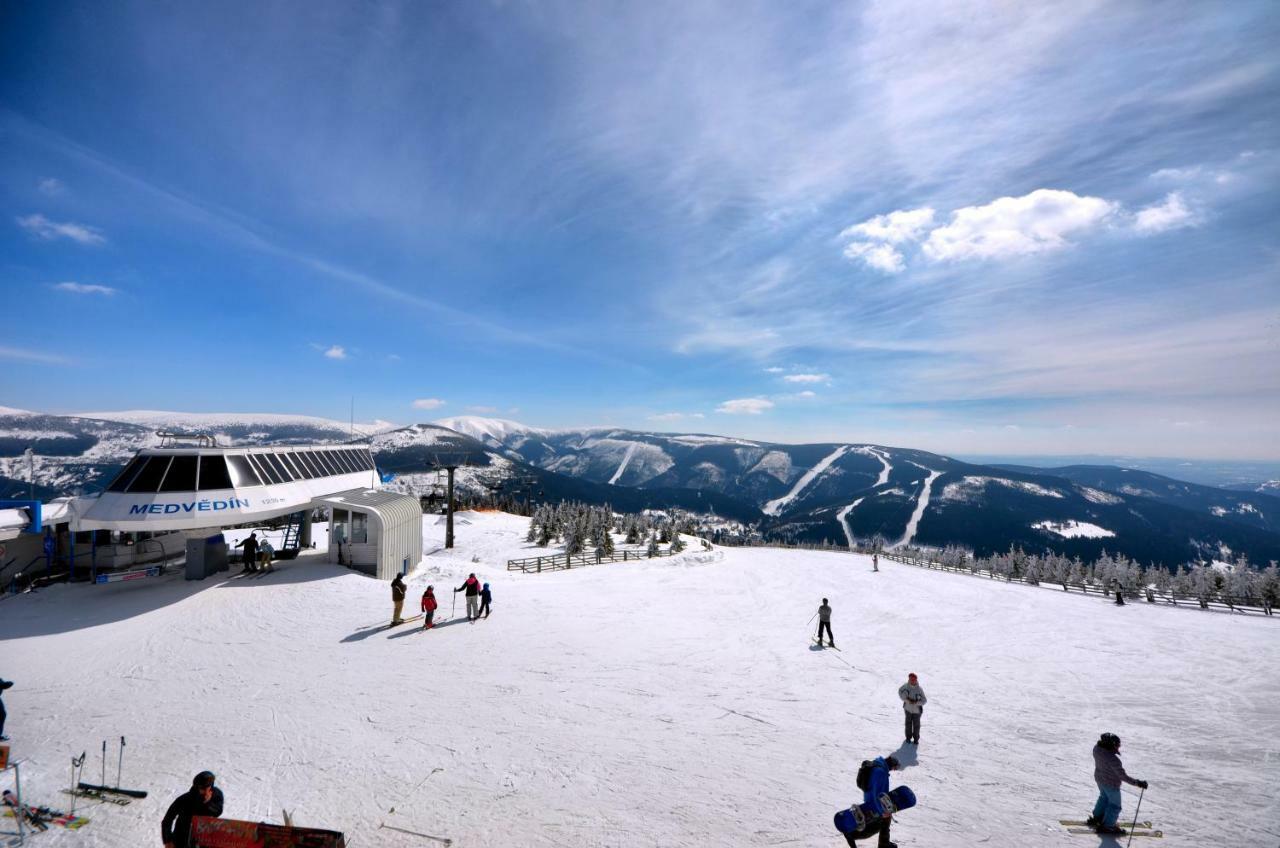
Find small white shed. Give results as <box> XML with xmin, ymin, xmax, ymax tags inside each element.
<box><xmin>317</xmin><ymin>489</ymin><xmax>422</xmax><ymax>580</ymax></box>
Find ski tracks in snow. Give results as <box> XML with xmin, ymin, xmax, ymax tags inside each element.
<box><xmin>892</xmin><ymin>462</ymin><xmax>942</xmax><ymax>549</ymax></box>
<box><xmin>763</xmin><ymin>445</ymin><xmax>851</xmax><ymax>516</ymax></box>
<box><xmin>836</xmin><ymin>498</ymin><xmax>865</xmax><ymax>549</ymax></box>
<box><xmin>607</xmin><ymin>443</ymin><xmax>638</xmax><ymax>485</ymax></box>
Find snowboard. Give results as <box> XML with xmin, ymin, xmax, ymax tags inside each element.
<box><xmin>834</xmin><ymin>786</ymin><xmax>916</xmax><ymax>836</ymax></box>
<box><xmin>1066</xmin><ymin>828</ymin><xmax>1163</xmax><ymax>838</ymax></box>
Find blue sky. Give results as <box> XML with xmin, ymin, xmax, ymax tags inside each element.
<box><xmin>2</xmin><ymin>1</ymin><xmax>1277</xmax><ymax>458</ymax></box>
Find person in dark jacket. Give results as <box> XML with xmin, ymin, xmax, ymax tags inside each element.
<box><xmin>236</xmin><ymin>532</ymin><xmax>259</xmax><ymax>573</ymax></box>
<box><xmin>1088</xmin><ymin>733</ymin><xmax>1148</xmax><ymax>835</ymax></box>
<box><xmin>162</xmin><ymin>771</ymin><xmax>223</xmax><ymax>848</ymax></box>
<box><xmin>391</xmin><ymin>574</ymin><xmax>407</xmax><ymax>625</ymax></box>
<box><xmin>0</xmin><ymin>678</ymin><xmax>12</xmax><ymax>741</ymax></box>
<box><xmin>849</xmin><ymin>755</ymin><xmax>900</xmax><ymax>848</ymax></box>
<box><xmin>479</xmin><ymin>582</ymin><xmax>492</xmax><ymax>619</ymax></box>
<box><xmin>817</xmin><ymin>598</ymin><xmax>834</xmax><ymax>647</ymax></box>
<box><xmin>455</xmin><ymin>573</ymin><xmax>480</xmax><ymax>622</ymax></box>
<box><xmin>422</xmin><ymin>586</ymin><xmax>438</xmax><ymax>629</ymax></box>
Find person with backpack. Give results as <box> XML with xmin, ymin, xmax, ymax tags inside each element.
<box><xmin>162</xmin><ymin>770</ymin><xmax>223</xmax><ymax>848</ymax></box>
<box><xmin>898</xmin><ymin>673</ymin><xmax>926</xmax><ymax>744</ymax></box>
<box><xmin>391</xmin><ymin>574</ymin><xmax>407</xmax><ymax>625</ymax></box>
<box><xmin>1087</xmin><ymin>733</ymin><xmax>1148</xmax><ymax>835</ymax></box>
<box><xmin>421</xmin><ymin>585</ymin><xmax>438</xmax><ymax>630</ymax></box>
<box><xmin>479</xmin><ymin>582</ymin><xmax>492</xmax><ymax>619</ymax></box>
<box><xmin>0</xmin><ymin>678</ymin><xmax>12</xmax><ymax>741</ymax></box>
<box><xmin>236</xmin><ymin>532</ymin><xmax>259</xmax><ymax>573</ymax></box>
<box><xmin>817</xmin><ymin>598</ymin><xmax>835</xmax><ymax>647</ymax></box>
<box><xmin>849</xmin><ymin>755</ymin><xmax>901</xmax><ymax>847</ymax></box>
<box><xmin>454</xmin><ymin>573</ymin><xmax>481</xmax><ymax>622</ymax></box>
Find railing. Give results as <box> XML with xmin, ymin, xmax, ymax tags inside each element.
<box><xmin>876</xmin><ymin>549</ymin><xmax>1276</xmax><ymax>616</ymax></box>
<box><xmin>507</xmin><ymin>547</ymin><xmax>680</xmax><ymax>574</ymax></box>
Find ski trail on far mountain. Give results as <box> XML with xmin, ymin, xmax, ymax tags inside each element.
<box><xmin>836</xmin><ymin>497</ymin><xmax>865</xmax><ymax>549</ymax></box>
<box><xmin>608</xmin><ymin>442</ymin><xmax>638</xmax><ymax>485</ymax></box>
<box><xmin>862</xmin><ymin>447</ymin><xmax>892</xmax><ymax>487</ymax></box>
<box><xmin>892</xmin><ymin>463</ymin><xmax>942</xmax><ymax>549</ymax></box>
<box><xmin>764</xmin><ymin>445</ymin><xmax>851</xmax><ymax>516</ymax></box>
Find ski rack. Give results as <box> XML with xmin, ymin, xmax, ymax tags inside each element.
<box><xmin>0</xmin><ymin>760</ymin><xmax>27</xmax><ymax>845</ymax></box>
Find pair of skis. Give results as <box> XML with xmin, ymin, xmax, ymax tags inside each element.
<box><xmin>3</xmin><ymin>790</ymin><xmax>91</xmax><ymax>831</ymax></box>
<box><xmin>1059</xmin><ymin>819</ymin><xmax>1164</xmax><ymax>838</ymax></box>
<box><xmin>812</xmin><ymin>637</ymin><xmax>841</xmax><ymax>651</ymax></box>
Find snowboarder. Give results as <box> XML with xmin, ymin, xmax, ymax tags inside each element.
<box><xmin>850</xmin><ymin>755</ymin><xmax>901</xmax><ymax>847</ymax></box>
<box><xmin>817</xmin><ymin>598</ymin><xmax>834</xmax><ymax>647</ymax></box>
<box><xmin>455</xmin><ymin>573</ymin><xmax>480</xmax><ymax>622</ymax></box>
<box><xmin>898</xmin><ymin>673</ymin><xmax>926</xmax><ymax>744</ymax></box>
<box><xmin>162</xmin><ymin>771</ymin><xmax>223</xmax><ymax>848</ymax></box>
<box><xmin>236</xmin><ymin>532</ymin><xmax>258</xmax><ymax>573</ymax></box>
<box><xmin>391</xmin><ymin>574</ymin><xmax>407</xmax><ymax>625</ymax></box>
<box><xmin>0</xmin><ymin>677</ymin><xmax>11</xmax><ymax>741</ymax></box>
<box><xmin>1087</xmin><ymin>733</ymin><xmax>1148</xmax><ymax>835</ymax></box>
<box><xmin>479</xmin><ymin>582</ymin><xmax>492</xmax><ymax>619</ymax></box>
<box><xmin>421</xmin><ymin>585</ymin><xmax>438</xmax><ymax>629</ymax></box>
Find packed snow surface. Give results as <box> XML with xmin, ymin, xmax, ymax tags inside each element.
<box><xmin>75</xmin><ymin>409</ymin><xmax>398</xmax><ymax>436</ymax></box>
<box><xmin>941</xmin><ymin>476</ymin><xmax>1066</xmax><ymax>502</ymax></box>
<box><xmin>762</xmin><ymin>445</ymin><xmax>851</xmax><ymax>516</ymax></box>
<box><xmin>1033</xmin><ymin>520</ymin><xmax>1117</xmax><ymax>539</ymax></box>
<box><xmin>1</xmin><ymin>511</ymin><xmax>1277</xmax><ymax>847</ymax></box>
<box><xmin>893</xmin><ymin>464</ymin><xmax>943</xmax><ymax>548</ymax></box>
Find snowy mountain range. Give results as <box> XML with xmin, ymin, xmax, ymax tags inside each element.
<box><xmin>3</xmin><ymin>409</ymin><xmax>1279</xmax><ymax>569</ymax></box>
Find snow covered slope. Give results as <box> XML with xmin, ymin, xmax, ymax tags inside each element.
<box><xmin>1</xmin><ymin>512</ymin><xmax>1275</xmax><ymax>847</ymax></box>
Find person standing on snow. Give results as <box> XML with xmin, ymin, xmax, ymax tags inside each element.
<box><xmin>422</xmin><ymin>585</ymin><xmax>438</xmax><ymax>629</ymax></box>
<box><xmin>1087</xmin><ymin>733</ymin><xmax>1148</xmax><ymax>835</ymax></box>
<box><xmin>0</xmin><ymin>678</ymin><xmax>12</xmax><ymax>741</ymax></box>
<box><xmin>258</xmin><ymin>538</ymin><xmax>274</xmax><ymax>572</ymax></box>
<box><xmin>479</xmin><ymin>582</ymin><xmax>492</xmax><ymax>619</ymax></box>
<box><xmin>850</xmin><ymin>755</ymin><xmax>901</xmax><ymax>848</ymax></box>
<box><xmin>161</xmin><ymin>770</ymin><xmax>223</xmax><ymax>848</ymax></box>
<box><xmin>391</xmin><ymin>574</ymin><xmax>407</xmax><ymax>625</ymax></box>
<box><xmin>236</xmin><ymin>532</ymin><xmax>258</xmax><ymax>573</ymax></box>
<box><xmin>898</xmin><ymin>673</ymin><xmax>926</xmax><ymax>744</ymax></box>
<box><xmin>454</xmin><ymin>573</ymin><xmax>481</xmax><ymax>622</ymax></box>
<box><xmin>817</xmin><ymin>598</ymin><xmax>835</xmax><ymax>647</ymax></box>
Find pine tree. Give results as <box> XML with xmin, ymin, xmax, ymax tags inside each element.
<box><xmin>647</xmin><ymin>532</ymin><xmax>660</xmax><ymax>558</ymax></box>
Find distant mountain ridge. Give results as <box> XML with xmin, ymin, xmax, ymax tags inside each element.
<box><xmin>3</xmin><ymin>409</ymin><xmax>1278</xmax><ymax>569</ymax></box>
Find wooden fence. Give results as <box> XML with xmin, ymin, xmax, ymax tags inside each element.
<box><xmin>507</xmin><ymin>547</ymin><xmax>679</xmax><ymax>574</ymax></box>
<box><xmin>877</xmin><ymin>550</ymin><xmax>1276</xmax><ymax>616</ymax></box>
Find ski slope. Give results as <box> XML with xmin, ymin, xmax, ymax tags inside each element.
<box><xmin>836</xmin><ymin>497</ymin><xmax>865</xmax><ymax>549</ymax></box>
<box><xmin>892</xmin><ymin>464</ymin><xmax>942</xmax><ymax>549</ymax></box>
<box><xmin>1</xmin><ymin>511</ymin><xmax>1277</xmax><ymax>847</ymax></box>
<box><xmin>607</xmin><ymin>442</ymin><xmax>638</xmax><ymax>485</ymax></box>
<box><xmin>763</xmin><ymin>445</ymin><xmax>851</xmax><ymax>516</ymax></box>
<box><xmin>858</xmin><ymin>446</ymin><xmax>893</xmax><ymax>487</ymax></box>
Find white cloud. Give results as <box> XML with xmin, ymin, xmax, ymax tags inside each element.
<box><xmin>783</xmin><ymin>373</ymin><xmax>829</xmax><ymax>384</ymax></box>
<box><xmin>16</xmin><ymin>213</ymin><xmax>106</xmax><ymax>245</ymax></box>
<box><xmin>922</xmin><ymin>189</ymin><xmax>1117</xmax><ymax>262</ymax></box>
<box><xmin>38</xmin><ymin>178</ymin><xmax>64</xmax><ymax>196</ymax></box>
<box><xmin>843</xmin><ymin>241</ymin><xmax>906</xmax><ymax>273</ymax></box>
<box><xmin>412</xmin><ymin>398</ymin><xmax>446</xmax><ymax>410</ymax></box>
<box><xmin>52</xmin><ymin>282</ymin><xmax>117</xmax><ymax>296</ymax></box>
<box><xmin>649</xmin><ymin>412</ymin><xmax>690</xmax><ymax>421</ymax></box>
<box><xmin>840</xmin><ymin>207</ymin><xmax>935</xmax><ymax>244</ymax></box>
<box><xmin>764</xmin><ymin>366</ymin><xmax>785</xmax><ymax>374</ymax></box>
<box><xmin>716</xmin><ymin>397</ymin><xmax>775</xmax><ymax>415</ymax></box>
<box><xmin>386</xmin><ymin>353</ymin><xmax>402</xmax><ymax>362</ymax></box>
<box><xmin>322</xmin><ymin>345</ymin><xmax>347</xmax><ymax>360</ymax></box>
<box><xmin>1133</xmin><ymin>192</ymin><xmax>1196</xmax><ymax>234</ymax></box>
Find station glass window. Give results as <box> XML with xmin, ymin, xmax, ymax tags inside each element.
<box><xmin>278</xmin><ymin>453</ymin><xmax>304</xmax><ymax>479</ymax></box>
<box><xmin>159</xmin><ymin>455</ymin><xmax>198</xmax><ymax>492</ymax></box>
<box><xmin>198</xmin><ymin>455</ymin><xmax>235</xmax><ymax>490</ymax></box>
<box><xmin>351</xmin><ymin>510</ymin><xmax>368</xmax><ymax>544</ymax></box>
<box><xmin>294</xmin><ymin>451</ymin><xmax>321</xmax><ymax>478</ymax></box>
<box><xmin>225</xmin><ymin>455</ymin><xmax>262</xmax><ymax>487</ymax></box>
<box><xmin>310</xmin><ymin>452</ymin><xmax>335</xmax><ymax>475</ymax></box>
<box><xmin>107</xmin><ymin>456</ymin><xmax>147</xmax><ymax>492</ymax></box>
<box><xmin>332</xmin><ymin>508</ymin><xmax>349</xmax><ymax>543</ymax></box>
<box><xmin>264</xmin><ymin>453</ymin><xmax>293</xmax><ymax>481</ymax></box>
<box><xmin>330</xmin><ymin>451</ymin><xmax>355</xmax><ymax>473</ymax></box>
<box><xmin>126</xmin><ymin>456</ymin><xmax>172</xmax><ymax>493</ymax></box>
<box><xmin>247</xmin><ymin>454</ymin><xmax>282</xmax><ymax>485</ymax></box>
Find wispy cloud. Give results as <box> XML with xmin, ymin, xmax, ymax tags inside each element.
<box><xmin>0</xmin><ymin>345</ymin><xmax>71</xmax><ymax>364</ymax></box>
<box><xmin>648</xmin><ymin>411</ymin><xmax>705</xmax><ymax>422</ymax></box>
<box><xmin>716</xmin><ymin>397</ymin><xmax>774</xmax><ymax>415</ymax></box>
<box><xmin>52</xmin><ymin>282</ymin><xmax>117</xmax><ymax>296</ymax></box>
<box><xmin>1133</xmin><ymin>192</ymin><xmax>1196</xmax><ymax>234</ymax></box>
<box><xmin>782</xmin><ymin>373</ymin><xmax>829</xmax><ymax>384</ymax></box>
<box><xmin>321</xmin><ymin>345</ymin><xmax>347</xmax><ymax>360</ymax></box>
<box><xmin>412</xmin><ymin>398</ymin><xmax>446</xmax><ymax>410</ymax></box>
<box><xmin>466</xmin><ymin>405</ymin><xmax>499</xmax><ymax>414</ymax></box>
<box><xmin>38</xmin><ymin>177</ymin><xmax>64</xmax><ymax>196</ymax></box>
<box><xmin>17</xmin><ymin>213</ymin><xmax>106</xmax><ymax>245</ymax></box>
<box><xmin>843</xmin><ymin>241</ymin><xmax>906</xmax><ymax>273</ymax></box>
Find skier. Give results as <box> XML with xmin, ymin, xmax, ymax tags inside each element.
<box><xmin>817</xmin><ymin>598</ymin><xmax>835</xmax><ymax>647</ymax></box>
<box><xmin>873</xmin><ymin>553</ymin><xmax>879</xmax><ymax>572</ymax></box>
<box><xmin>258</xmin><ymin>538</ymin><xmax>275</xmax><ymax>572</ymax></box>
<box><xmin>421</xmin><ymin>585</ymin><xmax>438</xmax><ymax>629</ymax></box>
<box><xmin>162</xmin><ymin>771</ymin><xmax>224</xmax><ymax>848</ymax></box>
<box><xmin>898</xmin><ymin>673</ymin><xmax>926</xmax><ymax>744</ymax></box>
<box><xmin>391</xmin><ymin>573</ymin><xmax>407</xmax><ymax>625</ymax></box>
<box><xmin>236</xmin><ymin>532</ymin><xmax>259</xmax><ymax>573</ymax></box>
<box><xmin>1111</xmin><ymin>579</ymin><xmax>1126</xmax><ymax>606</ymax></box>
<box><xmin>850</xmin><ymin>754</ymin><xmax>901</xmax><ymax>847</ymax></box>
<box><xmin>0</xmin><ymin>677</ymin><xmax>11</xmax><ymax>741</ymax></box>
<box><xmin>479</xmin><ymin>582</ymin><xmax>492</xmax><ymax>619</ymax></box>
<box><xmin>454</xmin><ymin>573</ymin><xmax>481</xmax><ymax>622</ymax></box>
<box><xmin>1087</xmin><ymin>733</ymin><xmax>1148</xmax><ymax>835</ymax></box>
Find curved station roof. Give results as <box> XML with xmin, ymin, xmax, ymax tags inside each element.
<box><xmin>75</xmin><ymin>444</ymin><xmax>379</xmax><ymax>531</ymax></box>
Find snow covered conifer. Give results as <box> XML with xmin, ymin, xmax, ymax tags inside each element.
<box><xmin>647</xmin><ymin>533</ymin><xmax>660</xmax><ymax>558</ymax></box>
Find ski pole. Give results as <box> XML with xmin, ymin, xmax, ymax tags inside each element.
<box><xmin>116</xmin><ymin>736</ymin><xmax>125</xmax><ymax>788</ymax></box>
<box><xmin>69</xmin><ymin>756</ymin><xmax>77</xmax><ymax>816</ymax></box>
<box><xmin>101</xmin><ymin>739</ymin><xmax>106</xmax><ymax>786</ymax></box>
<box><xmin>1125</xmin><ymin>786</ymin><xmax>1145</xmax><ymax>848</ymax></box>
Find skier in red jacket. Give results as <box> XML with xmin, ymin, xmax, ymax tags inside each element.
<box><xmin>422</xmin><ymin>586</ymin><xmax>439</xmax><ymax>630</ymax></box>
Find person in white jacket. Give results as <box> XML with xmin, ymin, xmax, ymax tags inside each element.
<box><xmin>898</xmin><ymin>673</ymin><xmax>927</xmax><ymax>744</ymax></box>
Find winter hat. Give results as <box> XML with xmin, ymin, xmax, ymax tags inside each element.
<box><xmin>483</xmin><ymin>583</ymin><xmax>489</xmax><ymax>589</ymax></box>
<box><xmin>1099</xmin><ymin>733</ymin><xmax>1120</xmax><ymax>750</ymax></box>
<box><xmin>193</xmin><ymin>771</ymin><xmax>216</xmax><ymax>789</ymax></box>
<box><xmin>885</xmin><ymin>755</ymin><xmax>900</xmax><ymax>769</ymax></box>
<box><xmin>908</xmin><ymin>672</ymin><xmax>918</xmax><ymax>682</ymax></box>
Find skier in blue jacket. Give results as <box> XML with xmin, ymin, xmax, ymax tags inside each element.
<box><xmin>857</xmin><ymin>755</ymin><xmax>900</xmax><ymax>848</ymax></box>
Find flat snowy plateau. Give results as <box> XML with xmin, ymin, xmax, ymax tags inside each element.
<box><xmin>1</xmin><ymin>513</ymin><xmax>1277</xmax><ymax>847</ymax></box>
